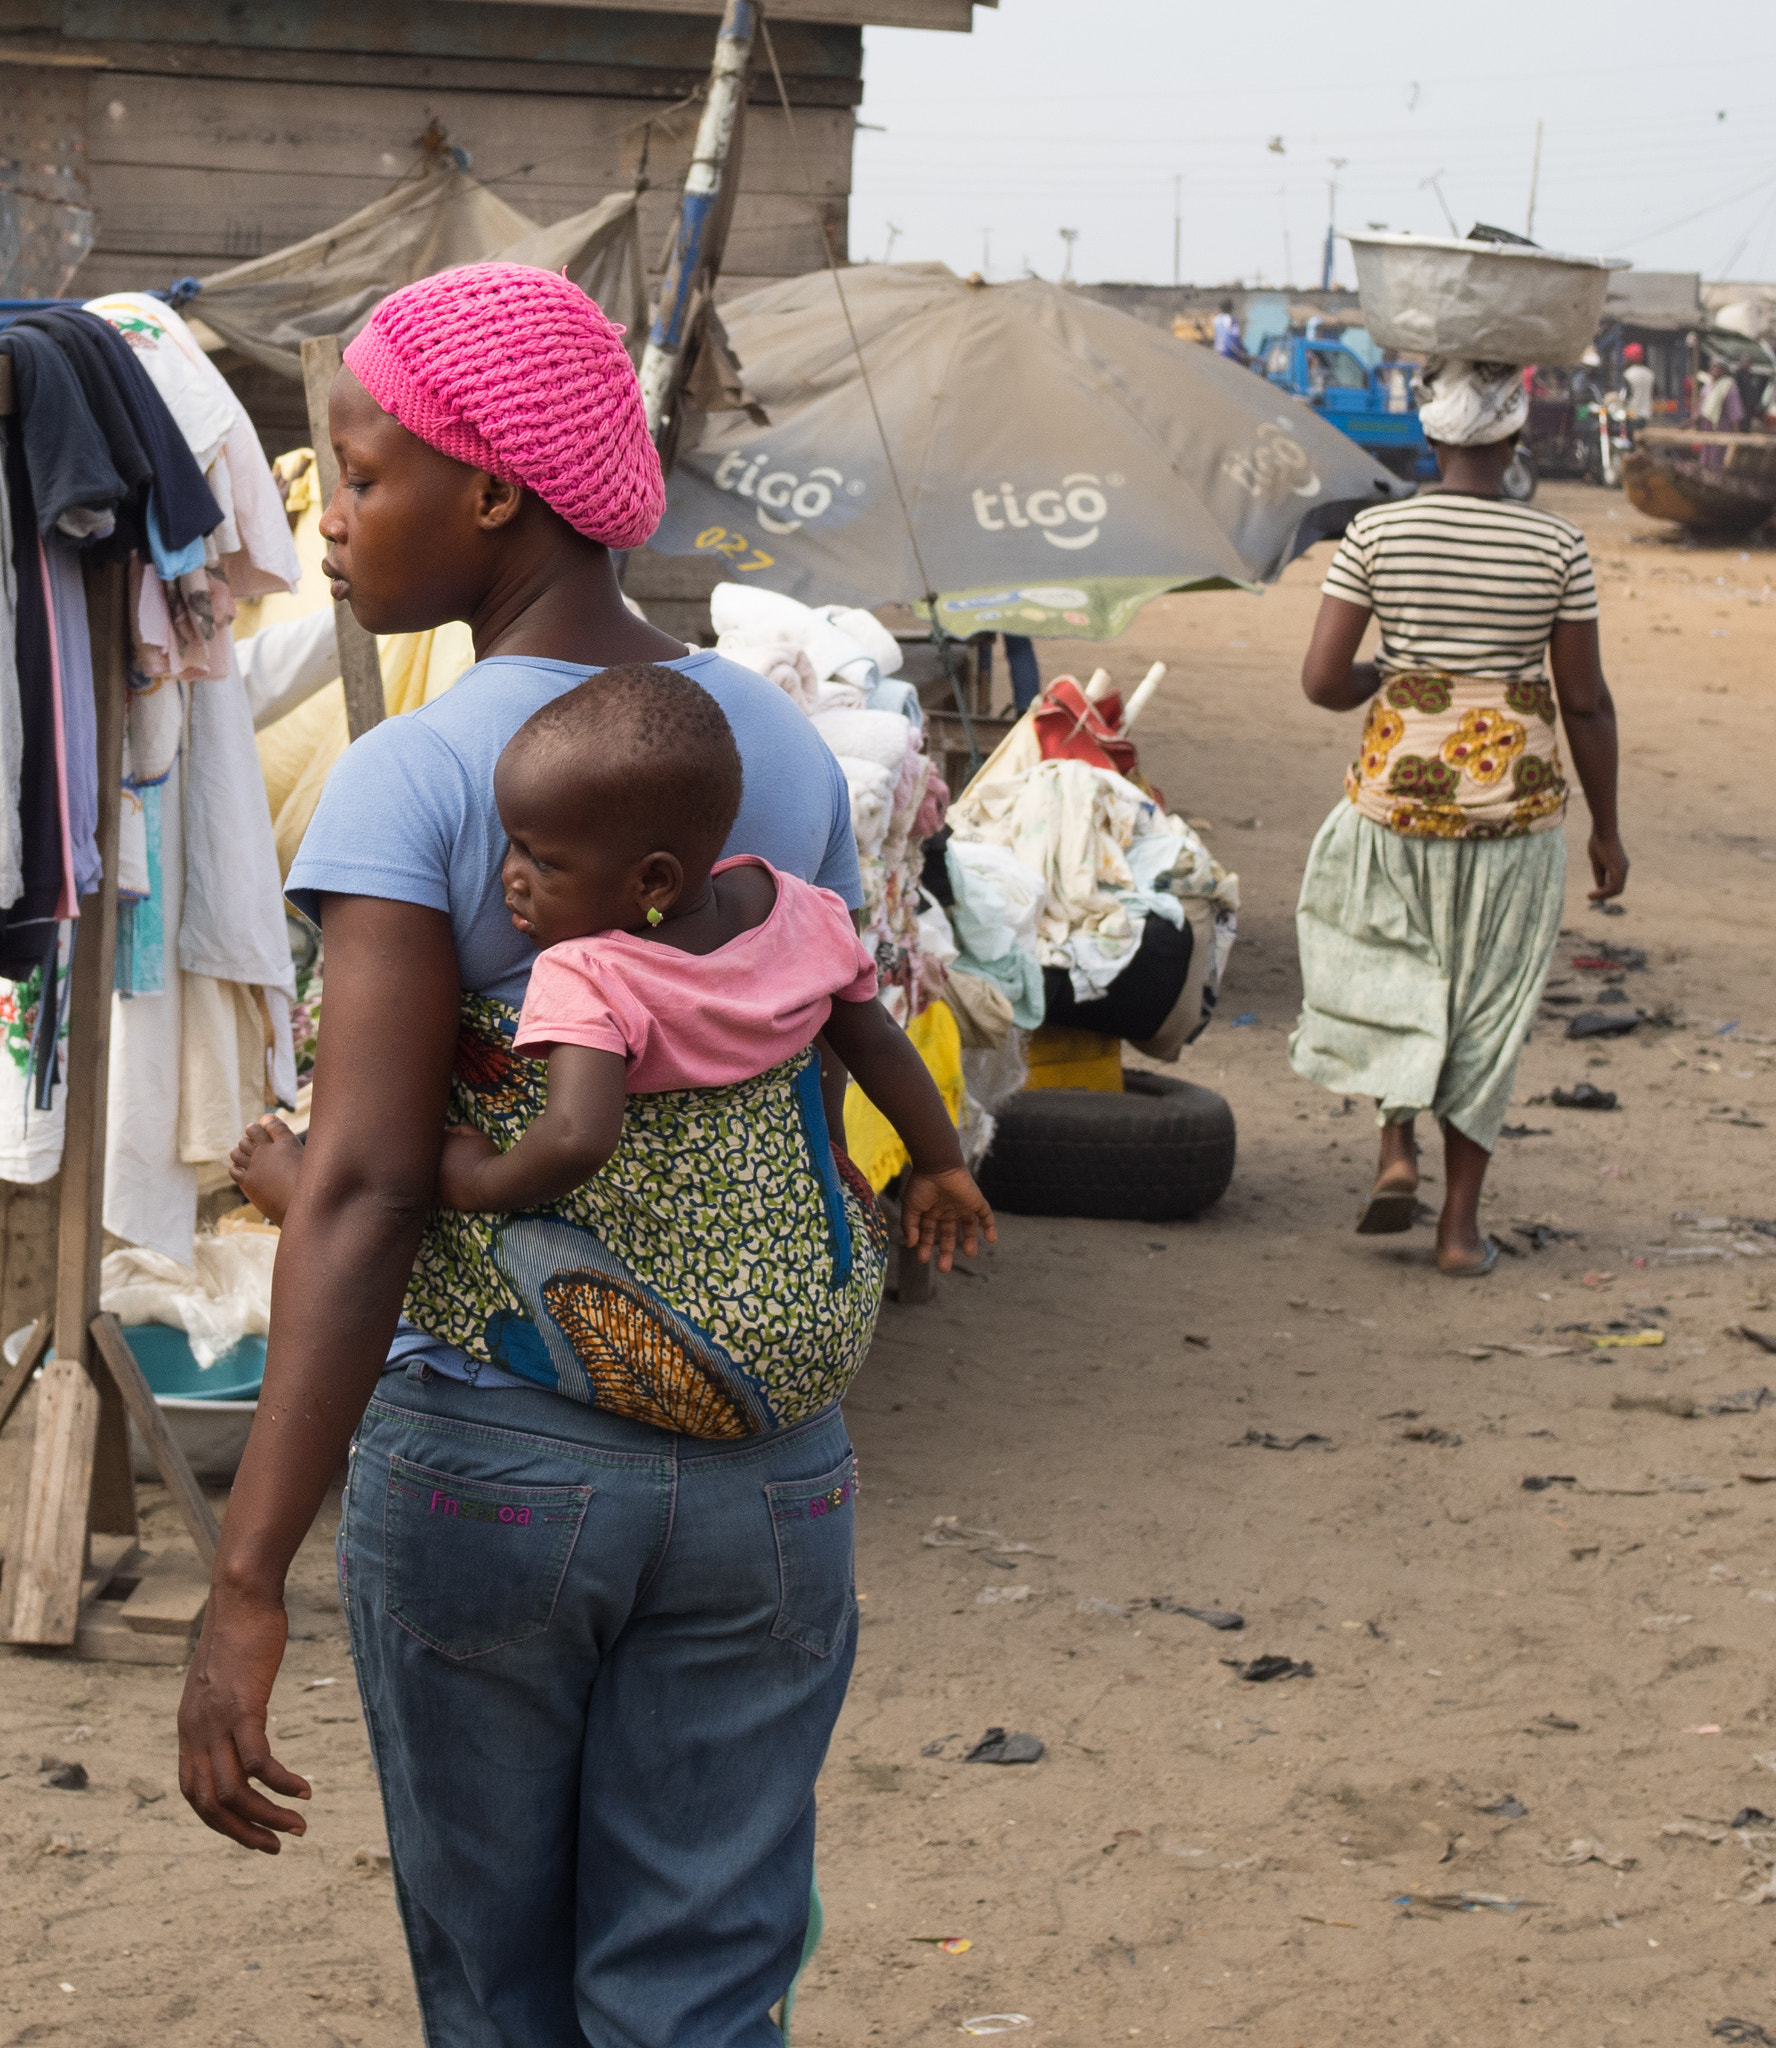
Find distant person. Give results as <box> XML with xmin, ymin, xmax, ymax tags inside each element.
<box><xmin>1211</xmin><ymin>296</ymin><xmax>1247</xmax><ymax>364</ymax></box>
<box><xmin>1287</xmin><ymin>358</ymin><xmax>1627</xmax><ymax>1277</ymax></box>
<box><xmin>1700</xmin><ymin>362</ymin><xmax>1746</xmax><ymax>432</ymax></box>
<box><xmin>1622</xmin><ymin>343</ymin><xmax>1655</xmax><ymax>426</ymax></box>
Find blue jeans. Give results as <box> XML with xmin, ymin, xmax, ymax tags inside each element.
<box><xmin>339</xmin><ymin>1365</ymin><xmax>858</xmax><ymax>2047</ymax></box>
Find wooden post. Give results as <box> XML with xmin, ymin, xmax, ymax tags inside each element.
<box><xmin>299</xmin><ymin>334</ymin><xmax>385</xmax><ymax>741</ymax></box>
<box><xmin>4</xmin><ymin>1359</ymin><xmax>99</xmax><ymax>1644</ymax></box>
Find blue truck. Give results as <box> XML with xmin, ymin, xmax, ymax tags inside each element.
<box><xmin>1260</xmin><ymin>334</ymin><xmax>1537</xmax><ymax>499</ymax></box>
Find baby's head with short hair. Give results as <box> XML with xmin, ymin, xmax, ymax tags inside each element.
<box><xmin>494</xmin><ymin>663</ymin><xmax>744</xmax><ymax>949</ymax></box>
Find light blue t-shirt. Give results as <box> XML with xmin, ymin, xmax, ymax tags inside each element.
<box><xmin>285</xmin><ymin>648</ymin><xmax>862</xmax><ymax>1390</ymax></box>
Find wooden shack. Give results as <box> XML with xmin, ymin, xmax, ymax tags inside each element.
<box><xmin>0</xmin><ymin>1</ymin><xmax>991</xmax><ymax>303</ymax></box>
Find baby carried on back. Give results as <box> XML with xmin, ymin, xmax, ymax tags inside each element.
<box><xmin>235</xmin><ymin>662</ymin><xmax>992</xmax><ymax>1434</ymax></box>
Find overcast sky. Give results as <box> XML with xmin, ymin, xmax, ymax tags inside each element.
<box><xmin>851</xmin><ymin>0</ymin><xmax>1776</xmax><ymax>290</ymax></box>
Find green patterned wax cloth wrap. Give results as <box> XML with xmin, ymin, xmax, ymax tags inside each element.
<box><xmin>404</xmin><ymin>995</ymin><xmax>889</xmax><ymax>1438</ymax></box>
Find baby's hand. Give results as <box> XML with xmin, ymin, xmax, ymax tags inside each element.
<box><xmin>900</xmin><ymin>1165</ymin><xmax>997</xmax><ymax>1273</ymax></box>
<box><xmin>437</xmin><ymin>1124</ymin><xmax>499</xmax><ymax>1211</ymax></box>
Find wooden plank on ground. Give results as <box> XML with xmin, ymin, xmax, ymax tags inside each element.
<box><xmin>300</xmin><ymin>335</ymin><xmax>385</xmax><ymax>743</ymax></box>
<box><xmin>3</xmin><ymin>1359</ymin><xmax>100</xmax><ymax>1645</ymax></box>
<box><xmin>118</xmin><ymin>1553</ymin><xmax>210</xmax><ymax>1636</ymax></box>
<box><xmin>90</xmin><ymin>1316</ymin><xmax>220</xmax><ymax>1571</ymax></box>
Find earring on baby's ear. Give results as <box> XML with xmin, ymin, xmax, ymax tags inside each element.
<box><xmin>646</xmin><ymin>906</ymin><xmax>664</xmax><ymax>927</ymax></box>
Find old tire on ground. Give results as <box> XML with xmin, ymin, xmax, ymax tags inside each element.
<box><xmin>977</xmin><ymin>1070</ymin><xmax>1236</xmax><ymax>1222</ymax></box>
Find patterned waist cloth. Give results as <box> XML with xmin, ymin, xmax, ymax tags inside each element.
<box><xmin>1345</xmin><ymin>669</ymin><xmax>1566</xmax><ymax>839</ymax></box>
<box><xmin>403</xmin><ymin>995</ymin><xmax>888</xmax><ymax>1438</ymax></box>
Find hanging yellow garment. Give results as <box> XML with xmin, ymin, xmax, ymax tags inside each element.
<box><xmin>237</xmin><ymin>451</ymin><xmax>476</xmax><ymax>876</ymax></box>
<box><xmin>842</xmin><ymin>1000</ymin><xmax>964</xmax><ymax>1194</ymax></box>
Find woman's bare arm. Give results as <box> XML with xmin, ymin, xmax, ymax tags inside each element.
<box><xmin>1301</xmin><ymin>594</ymin><xmax>1382</xmax><ymax>710</ymax></box>
<box><xmin>1549</xmin><ymin>616</ymin><xmax>1628</xmax><ymax>900</ymax></box>
<box><xmin>179</xmin><ymin>895</ymin><xmax>460</xmax><ymax>1853</ymax></box>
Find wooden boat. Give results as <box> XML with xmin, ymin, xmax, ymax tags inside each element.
<box><xmin>1622</xmin><ymin>426</ymin><xmax>1776</xmax><ymax>532</ymax></box>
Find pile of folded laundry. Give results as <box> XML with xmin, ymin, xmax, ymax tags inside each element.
<box><xmin>709</xmin><ymin>583</ymin><xmax>947</xmax><ymax>1025</ymax></box>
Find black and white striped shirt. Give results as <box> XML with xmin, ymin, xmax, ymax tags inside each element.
<box><xmin>1322</xmin><ymin>493</ymin><xmax>1598</xmax><ymax>685</ymax></box>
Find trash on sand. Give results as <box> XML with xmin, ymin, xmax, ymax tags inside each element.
<box><xmin>1402</xmin><ymin>1424</ymin><xmax>1463</xmax><ymax>1445</ymax></box>
<box><xmin>960</xmin><ymin>2020</ymin><xmax>1033</xmax><ymax>2037</ymax></box>
<box><xmin>1660</xmin><ymin>1820</ymin><xmax>1729</xmax><ymax>1843</ymax></box>
<box><xmin>1299</xmin><ymin>1913</ymin><xmax>1358</xmax><ymax>1926</ymax></box>
<box><xmin>1479</xmin><ymin>1796</ymin><xmax>1527</xmax><ymax>1819</ymax></box>
<box><xmin>1572</xmin><ymin>945</ymin><xmax>1647</xmax><ymax>971</ymax></box>
<box><xmin>1611</xmin><ymin>1391</ymin><xmax>1695</xmax><ymax>1416</ymax></box>
<box><xmin>963</xmin><ymin>1728</ymin><xmax>1045</xmax><ymax>1765</ymax></box>
<box><xmin>1499</xmin><ymin>1124</ymin><xmax>1554</xmax><ymax>1138</ymax></box>
<box><xmin>301</xmin><ymin>1677</ymin><xmax>338</xmax><ymax>1691</ymax></box>
<box><xmin>1738</xmin><ymin>1327</ymin><xmax>1776</xmax><ymax>1355</ymax></box>
<box><xmin>977</xmin><ymin>1585</ymin><xmax>1033</xmax><ymax>1605</ymax></box>
<box><xmin>1731</xmin><ymin>1809</ymin><xmax>1774</xmax><ymax>1829</ymax></box>
<box><xmin>1522</xmin><ymin>1475</ymin><xmax>1578</xmax><ymax>1491</ymax></box>
<box><xmin>1238</xmin><ymin>1430</ymin><xmax>1332</xmax><ymax>1451</ymax></box>
<box><xmin>1709</xmin><ymin>2023</ymin><xmax>1776</xmax><ymax>2046</ymax></box>
<box><xmin>1515</xmin><ymin>1223</ymin><xmax>1582</xmax><ymax>1251</ymax></box>
<box><xmin>1554</xmin><ymin>1837</ymin><xmax>1638</xmax><ymax>1871</ymax></box>
<box><xmin>923</xmin><ymin>1516</ymin><xmax>1053</xmax><ymax>1557</ymax></box>
<box><xmin>1639</xmin><ymin>1614</ymin><xmax>1693</xmax><ymax>1632</ymax></box>
<box><xmin>1687</xmin><ymin>1724</ymin><xmax>1726</xmax><ymax>1734</ymax></box>
<box><xmin>1393</xmin><ymin>1891</ymin><xmax>1527</xmax><ymax>1913</ymax></box>
<box><xmin>1566</xmin><ymin>1011</ymin><xmax>1643</xmax><ymax>1039</ymax></box>
<box><xmin>1593</xmin><ymin>1329</ymin><xmax>1666</xmax><ymax>1349</ymax></box>
<box><xmin>1222</xmin><ymin>1654</ymin><xmax>1313</xmax><ymax>1683</ymax></box>
<box><xmin>909</xmin><ymin>1936</ymin><xmax>972</xmax><ymax>1952</ymax></box>
<box><xmin>1711</xmin><ymin>1388</ymin><xmax>1776</xmax><ymax>1414</ymax></box>
<box><xmin>1534</xmin><ymin>1714</ymin><xmax>1581</xmax><ymax>1732</ymax></box>
<box><xmin>1148</xmin><ymin>1598</ymin><xmax>1244</xmax><ymax>1630</ymax></box>
<box><xmin>41</xmin><ymin>1761</ymin><xmax>87</xmax><ymax>1791</ymax></box>
<box><xmin>1230</xmin><ymin>1013</ymin><xmax>1258</xmax><ymax>1027</ymax></box>
<box><xmin>1551</xmin><ymin>1084</ymin><xmax>1618</xmax><ymax>1111</ymax></box>
<box><xmin>1742</xmin><ymin>1472</ymin><xmax>1776</xmax><ymax>1485</ymax></box>
<box><xmin>1076</xmin><ymin>1596</ymin><xmax>1127</xmax><ymax>1618</ymax></box>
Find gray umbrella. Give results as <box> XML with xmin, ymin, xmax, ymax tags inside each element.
<box><xmin>650</xmin><ymin>263</ymin><xmax>1409</xmax><ymax>640</ymax></box>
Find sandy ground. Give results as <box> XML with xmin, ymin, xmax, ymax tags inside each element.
<box><xmin>4</xmin><ymin>483</ymin><xmax>1776</xmax><ymax>2047</ymax></box>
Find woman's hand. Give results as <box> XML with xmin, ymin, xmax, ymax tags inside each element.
<box><xmin>178</xmin><ymin>1582</ymin><xmax>312</xmax><ymax>1854</ymax></box>
<box><xmin>901</xmin><ymin>1166</ymin><xmax>997</xmax><ymax>1272</ymax></box>
<box><xmin>437</xmin><ymin>1124</ymin><xmax>499</xmax><ymax>1209</ymax></box>
<box><xmin>1587</xmin><ymin>830</ymin><xmax>1629</xmax><ymax>901</ymax></box>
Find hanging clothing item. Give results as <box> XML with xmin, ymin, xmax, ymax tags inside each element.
<box><xmin>0</xmin><ymin>441</ymin><xmax>66</xmax><ymax>980</ymax></box>
<box><xmin>0</xmin><ymin>326</ymin><xmax>127</xmax><ymax>538</ymax></box>
<box><xmin>14</xmin><ymin>307</ymin><xmax>222</xmax><ymax>557</ymax></box>
<box><xmin>83</xmin><ymin>296</ymin><xmax>298</xmax><ymax>601</ymax></box>
<box><xmin>104</xmin><ymin>751</ymin><xmax>195</xmax><ymax>1261</ymax></box>
<box><xmin>45</xmin><ymin>539</ymin><xmax>101</xmax><ymax>900</ymax></box>
<box><xmin>0</xmin><ymin>436</ymin><xmax>21</xmax><ymax>912</ymax></box>
<box><xmin>0</xmin><ymin>925</ymin><xmax>71</xmax><ymax>1184</ymax></box>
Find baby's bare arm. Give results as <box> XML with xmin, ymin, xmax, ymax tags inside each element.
<box><xmin>437</xmin><ymin>1045</ymin><xmax>627</xmax><ymax>1211</ymax></box>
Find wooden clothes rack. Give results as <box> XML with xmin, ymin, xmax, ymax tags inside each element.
<box><xmin>0</xmin><ymin>351</ymin><xmax>222</xmax><ymax>1662</ymax></box>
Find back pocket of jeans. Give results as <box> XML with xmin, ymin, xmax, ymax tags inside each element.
<box><xmin>383</xmin><ymin>1454</ymin><xmax>592</xmax><ymax>1660</ymax></box>
<box><xmin>765</xmin><ymin>1453</ymin><xmax>857</xmax><ymax>1659</ymax></box>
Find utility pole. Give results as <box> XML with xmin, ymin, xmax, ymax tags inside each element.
<box><xmin>1322</xmin><ymin>158</ymin><xmax>1347</xmax><ymax>291</ymax></box>
<box><xmin>980</xmin><ymin>226</ymin><xmax>991</xmax><ymax>278</ymax></box>
<box><xmin>638</xmin><ymin>0</ymin><xmax>756</xmax><ymax>444</ymax></box>
<box><xmin>884</xmin><ymin>220</ymin><xmax>901</xmax><ymax>263</ymax></box>
<box><xmin>1279</xmin><ymin>185</ymin><xmax>1293</xmax><ymax>287</ymax></box>
<box><xmin>1526</xmin><ymin>119</ymin><xmax>1544</xmax><ymax>240</ymax></box>
<box><xmin>1172</xmin><ymin>174</ymin><xmax>1182</xmax><ymax>288</ymax></box>
<box><xmin>1059</xmin><ymin>226</ymin><xmax>1078</xmax><ymax>284</ymax></box>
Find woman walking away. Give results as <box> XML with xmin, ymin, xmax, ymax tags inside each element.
<box><xmin>174</xmin><ymin>263</ymin><xmax>969</xmax><ymax>2046</ymax></box>
<box><xmin>1287</xmin><ymin>358</ymin><xmax>1628</xmax><ymax>1276</ymax></box>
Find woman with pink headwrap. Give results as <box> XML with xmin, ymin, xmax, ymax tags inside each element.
<box><xmin>176</xmin><ymin>265</ymin><xmax>878</xmax><ymax>2043</ymax></box>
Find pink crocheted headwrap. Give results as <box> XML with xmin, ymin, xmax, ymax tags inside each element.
<box><xmin>343</xmin><ymin>262</ymin><xmax>664</xmax><ymax>550</ymax></box>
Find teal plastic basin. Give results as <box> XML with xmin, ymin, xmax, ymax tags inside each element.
<box><xmin>121</xmin><ymin>1325</ymin><xmax>265</xmax><ymax>1403</ymax></box>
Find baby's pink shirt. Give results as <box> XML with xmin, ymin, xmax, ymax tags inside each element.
<box><xmin>512</xmin><ymin>857</ymin><xmax>879</xmax><ymax>1092</ymax></box>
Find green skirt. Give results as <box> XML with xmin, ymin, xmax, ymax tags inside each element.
<box><xmin>1287</xmin><ymin>801</ymin><xmax>1565</xmax><ymax>1150</ymax></box>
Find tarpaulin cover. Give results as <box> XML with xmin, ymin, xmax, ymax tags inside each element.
<box><xmin>189</xmin><ymin>164</ymin><xmax>648</xmax><ymax>378</ymax></box>
<box><xmin>652</xmin><ymin>263</ymin><xmax>1410</xmax><ymax>640</ymax></box>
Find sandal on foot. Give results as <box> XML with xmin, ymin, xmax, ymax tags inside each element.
<box><xmin>1356</xmin><ymin>1187</ymin><xmax>1419</xmax><ymax>1236</ymax></box>
<box><xmin>1439</xmin><ymin>1238</ymin><xmax>1499</xmax><ymax>1278</ymax></box>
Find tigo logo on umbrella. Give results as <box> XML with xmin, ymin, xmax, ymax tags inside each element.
<box><xmin>970</xmin><ymin>472</ymin><xmax>1113</xmax><ymax>550</ymax></box>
